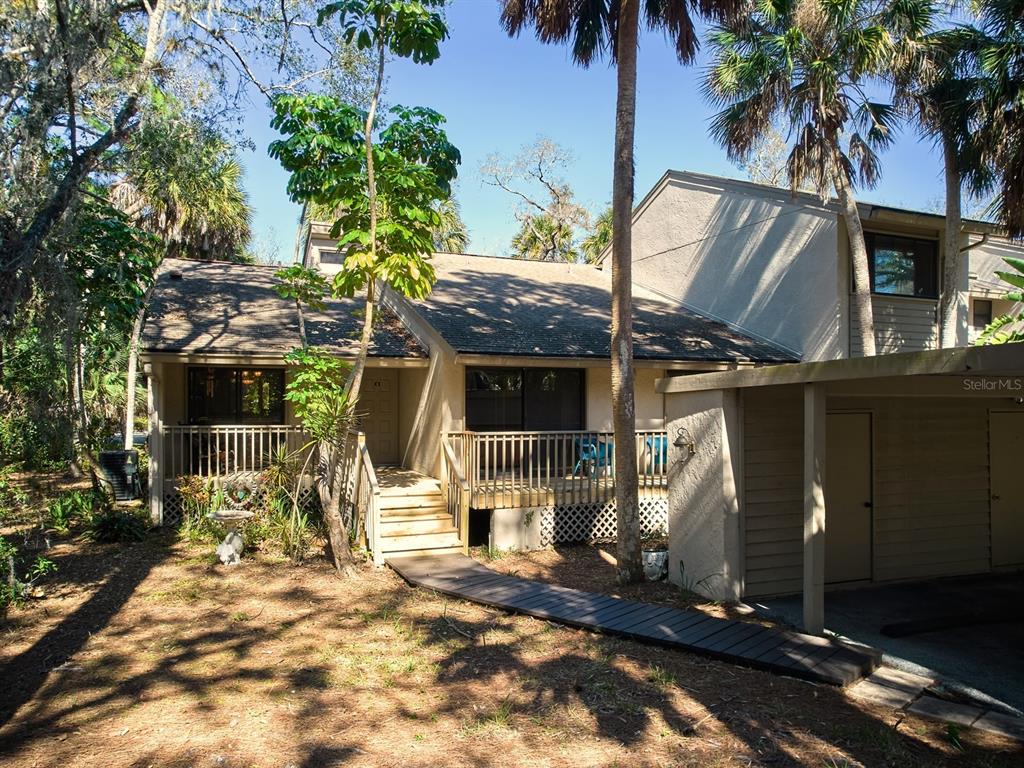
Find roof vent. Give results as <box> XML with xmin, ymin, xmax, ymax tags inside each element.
<box><xmin>169</xmin><ymin>270</ymin><xmax>183</xmax><ymax>281</ymax></box>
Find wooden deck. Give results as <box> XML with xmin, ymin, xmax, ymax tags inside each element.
<box><xmin>388</xmin><ymin>554</ymin><xmax>880</xmax><ymax>687</ymax></box>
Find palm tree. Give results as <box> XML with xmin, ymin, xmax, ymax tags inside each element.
<box><xmin>705</xmin><ymin>0</ymin><xmax>930</xmax><ymax>357</ymax></box>
<box><xmin>898</xmin><ymin>20</ymin><xmax>985</xmax><ymax>348</ymax></box>
<box><xmin>112</xmin><ymin>120</ymin><xmax>253</xmax><ymax>450</ymax></box>
<box><xmin>510</xmin><ymin>212</ymin><xmax>579</xmax><ymax>261</ymax></box>
<box><xmin>500</xmin><ymin>0</ymin><xmax>742</xmax><ymax>584</ymax></box>
<box><xmin>111</xmin><ymin>122</ymin><xmax>252</xmax><ymax>260</ymax></box>
<box><xmin>581</xmin><ymin>205</ymin><xmax>613</xmax><ymax>264</ymax></box>
<box><xmin>432</xmin><ymin>196</ymin><xmax>470</xmax><ymax>252</ymax></box>
<box><xmin>969</xmin><ymin>0</ymin><xmax>1024</xmax><ymax>240</ymax></box>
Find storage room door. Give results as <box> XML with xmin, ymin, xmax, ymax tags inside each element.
<box><xmin>358</xmin><ymin>369</ymin><xmax>399</xmax><ymax>465</ymax></box>
<box><xmin>825</xmin><ymin>413</ymin><xmax>873</xmax><ymax>584</ymax></box>
<box><xmin>991</xmin><ymin>412</ymin><xmax>1024</xmax><ymax>567</ymax></box>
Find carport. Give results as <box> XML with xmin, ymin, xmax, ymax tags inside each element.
<box><xmin>658</xmin><ymin>345</ymin><xmax>1024</xmax><ymax>635</ymax></box>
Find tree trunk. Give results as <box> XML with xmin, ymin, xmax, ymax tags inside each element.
<box><xmin>321</xmin><ymin>440</ymin><xmax>356</xmax><ymax>576</ymax></box>
<box><xmin>834</xmin><ymin>172</ymin><xmax>876</xmax><ymax>357</ymax></box>
<box><xmin>939</xmin><ymin>135</ymin><xmax>963</xmax><ymax>348</ymax></box>
<box><xmin>124</xmin><ymin>281</ymin><xmax>156</xmax><ymax>449</ymax></box>
<box><xmin>346</xmin><ymin>278</ymin><xmax>375</xmax><ymax>401</ymax></box>
<box><xmin>611</xmin><ymin>0</ymin><xmax>642</xmax><ymax>585</ymax></box>
<box><xmin>345</xmin><ymin>39</ymin><xmax>385</xmax><ymax>403</ymax></box>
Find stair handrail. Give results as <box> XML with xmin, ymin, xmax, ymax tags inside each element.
<box><xmin>441</xmin><ymin>434</ymin><xmax>471</xmax><ymax>553</ymax></box>
<box><xmin>355</xmin><ymin>433</ymin><xmax>383</xmax><ymax>565</ymax></box>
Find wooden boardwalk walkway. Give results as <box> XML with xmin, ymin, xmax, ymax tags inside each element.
<box><xmin>388</xmin><ymin>554</ymin><xmax>880</xmax><ymax>687</ymax></box>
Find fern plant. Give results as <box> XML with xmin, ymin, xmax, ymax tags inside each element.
<box><xmin>976</xmin><ymin>257</ymin><xmax>1024</xmax><ymax>345</ymax></box>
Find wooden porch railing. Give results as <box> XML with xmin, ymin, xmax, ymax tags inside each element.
<box><xmin>441</xmin><ymin>435</ymin><xmax>471</xmax><ymax>553</ymax></box>
<box><xmin>445</xmin><ymin>429</ymin><xmax>668</xmax><ymax>510</ymax></box>
<box><xmin>354</xmin><ymin>436</ymin><xmax>383</xmax><ymax>566</ymax></box>
<box><xmin>163</xmin><ymin>425</ymin><xmax>312</xmax><ymax>479</ymax></box>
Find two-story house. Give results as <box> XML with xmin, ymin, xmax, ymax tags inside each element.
<box><xmin>617</xmin><ymin>170</ymin><xmax>1021</xmax><ymax>359</ymax></box>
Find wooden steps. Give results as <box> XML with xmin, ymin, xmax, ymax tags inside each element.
<box><xmin>377</xmin><ymin>468</ymin><xmax>461</xmax><ymax>557</ymax></box>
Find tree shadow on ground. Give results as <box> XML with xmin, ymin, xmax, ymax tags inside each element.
<box><xmin>0</xmin><ymin>537</ymin><xmax>173</xmax><ymax>729</ymax></box>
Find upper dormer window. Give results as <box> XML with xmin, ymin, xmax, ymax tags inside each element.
<box><xmin>865</xmin><ymin>232</ymin><xmax>938</xmax><ymax>299</ymax></box>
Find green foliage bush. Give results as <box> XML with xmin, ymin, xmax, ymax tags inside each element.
<box><xmin>176</xmin><ymin>475</ymin><xmax>221</xmax><ymax>543</ymax></box>
<box><xmin>84</xmin><ymin>508</ymin><xmax>148</xmax><ymax>543</ymax></box>
<box><xmin>45</xmin><ymin>489</ymin><xmax>99</xmax><ymax>534</ymax></box>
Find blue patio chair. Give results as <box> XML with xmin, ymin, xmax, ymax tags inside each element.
<box><xmin>573</xmin><ymin>437</ymin><xmax>614</xmax><ymax>477</ymax></box>
<box><xmin>646</xmin><ymin>434</ymin><xmax>667</xmax><ymax>474</ymax></box>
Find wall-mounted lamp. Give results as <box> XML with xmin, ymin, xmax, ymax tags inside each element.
<box><xmin>673</xmin><ymin>427</ymin><xmax>696</xmax><ymax>457</ymax></box>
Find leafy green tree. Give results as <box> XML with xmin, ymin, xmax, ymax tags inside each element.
<box><xmin>976</xmin><ymin>257</ymin><xmax>1024</xmax><ymax>345</ymax></box>
<box><xmin>271</xmin><ymin>0</ymin><xmax>456</xmax><ymax>574</ymax></box>
<box><xmin>898</xmin><ymin>12</ymin><xmax>984</xmax><ymax>347</ymax></box>
<box><xmin>706</xmin><ymin>0</ymin><xmax>930</xmax><ymax>358</ymax></box>
<box><xmin>500</xmin><ymin>0</ymin><xmax>743</xmax><ymax>583</ymax></box>
<box><xmin>309</xmin><ymin>0</ymin><xmax>452</xmax><ymax>399</ymax></box>
<box><xmin>270</xmin><ymin>98</ymin><xmax>459</xmax><ymax>393</ymax></box>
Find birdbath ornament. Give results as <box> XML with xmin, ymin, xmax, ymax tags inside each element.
<box><xmin>210</xmin><ymin>482</ymin><xmax>255</xmax><ymax>566</ymax></box>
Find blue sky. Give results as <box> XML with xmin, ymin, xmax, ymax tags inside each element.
<box><xmin>241</xmin><ymin>1</ymin><xmax>945</xmax><ymax>262</ymax></box>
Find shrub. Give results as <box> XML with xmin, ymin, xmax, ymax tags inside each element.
<box><xmin>176</xmin><ymin>475</ymin><xmax>220</xmax><ymax>543</ymax></box>
<box><xmin>84</xmin><ymin>508</ymin><xmax>148</xmax><ymax>543</ymax></box>
<box><xmin>46</xmin><ymin>489</ymin><xmax>97</xmax><ymax>534</ymax></box>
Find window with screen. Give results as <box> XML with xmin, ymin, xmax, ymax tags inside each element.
<box><xmin>187</xmin><ymin>367</ymin><xmax>285</xmax><ymax>424</ymax></box>
<box><xmin>465</xmin><ymin>368</ymin><xmax>583</xmax><ymax>431</ymax></box>
<box><xmin>865</xmin><ymin>232</ymin><xmax>938</xmax><ymax>298</ymax></box>
<box><xmin>972</xmin><ymin>299</ymin><xmax>993</xmax><ymax>330</ymax></box>
<box><xmin>319</xmin><ymin>249</ymin><xmax>344</xmax><ymax>265</ymax></box>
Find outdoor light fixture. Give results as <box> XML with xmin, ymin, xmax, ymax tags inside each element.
<box><xmin>673</xmin><ymin>427</ymin><xmax>696</xmax><ymax>457</ymax></box>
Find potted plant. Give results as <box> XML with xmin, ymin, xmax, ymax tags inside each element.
<box><xmin>641</xmin><ymin>524</ymin><xmax>669</xmax><ymax>581</ymax></box>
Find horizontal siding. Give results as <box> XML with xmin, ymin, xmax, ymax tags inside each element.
<box><xmin>870</xmin><ymin>398</ymin><xmax>991</xmax><ymax>582</ymax></box>
<box><xmin>851</xmin><ymin>296</ymin><xmax>938</xmax><ymax>356</ymax></box>
<box><xmin>743</xmin><ymin>392</ymin><xmax>994</xmax><ymax>598</ymax></box>
<box><xmin>743</xmin><ymin>387</ymin><xmax>804</xmax><ymax>598</ymax></box>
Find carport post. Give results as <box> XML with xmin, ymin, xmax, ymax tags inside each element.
<box><xmin>803</xmin><ymin>382</ymin><xmax>826</xmax><ymax>635</ymax></box>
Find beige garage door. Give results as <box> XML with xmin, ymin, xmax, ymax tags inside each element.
<box><xmin>358</xmin><ymin>369</ymin><xmax>399</xmax><ymax>465</ymax></box>
<box><xmin>991</xmin><ymin>412</ymin><xmax>1024</xmax><ymax>568</ymax></box>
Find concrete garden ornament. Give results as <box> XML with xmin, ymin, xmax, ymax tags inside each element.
<box><xmin>641</xmin><ymin>523</ymin><xmax>669</xmax><ymax>581</ymax></box>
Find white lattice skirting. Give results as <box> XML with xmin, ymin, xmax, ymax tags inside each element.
<box><xmin>538</xmin><ymin>498</ymin><xmax>668</xmax><ymax>546</ymax></box>
<box><xmin>160</xmin><ymin>480</ymin><xmax>321</xmax><ymax>527</ymax></box>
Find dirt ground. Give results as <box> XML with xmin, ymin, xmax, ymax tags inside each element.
<box><xmin>1</xmin><ymin>485</ymin><xmax>1022</xmax><ymax>767</ymax></box>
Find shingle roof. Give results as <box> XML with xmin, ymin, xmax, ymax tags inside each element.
<box><xmin>410</xmin><ymin>253</ymin><xmax>796</xmax><ymax>363</ymax></box>
<box><xmin>142</xmin><ymin>258</ymin><xmax>426</xmax><ymax>358</ymax></box>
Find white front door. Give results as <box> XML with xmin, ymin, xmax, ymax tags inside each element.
<box><xmin>358</xmin><ymin>369</ymin><xmax>399</xmax><ymax>465</ymax></box>
<box><xmin>825</xmin><ymin>413</ymin><xmax>873</xmax><ymax>584</ymax></box>
<box><xmin>991</xmin><ymin>412</ymin><xmax>1024</xmax><ymax>568</ymax></box>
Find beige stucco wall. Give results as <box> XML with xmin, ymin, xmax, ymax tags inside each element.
<box><xmin>664</xmin><ymin>387</ymin><xmax>743</xmax><ymax>601</ymax></box>
<box><xmin>585</xmin><ymin>367</ymin><xmax>665</xmax><ymax>431</ymax></box>
<box><xmin>630</xmin><ymin>175</ymin><xmax>842</xmax><ymax>361</ymax></box>
<box><xmin>400</xmin><ymin>352</ymin><xmax>464</xmax><ymax>477</ymax></box>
